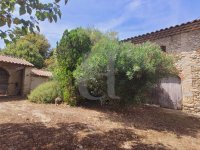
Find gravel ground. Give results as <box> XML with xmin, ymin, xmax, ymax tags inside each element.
<box><xmin>0</xmin><ymin>97</ymin><xmax>200</xmax><ymax>150</ymax></box>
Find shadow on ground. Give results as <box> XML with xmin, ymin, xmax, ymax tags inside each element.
<box><xmin>79</xmin><ymin>101</ymin><xmax>200</xmax><ymax>138</ymax></box>
<box><xmin>0</xmin><ymin>122</ymin><xmax>168</xmax><ymax>150</ymax></box>
<box><xmin>0</xmin><ymin>96</ymin><xmax>25</xmax><ymax>102</ymax></box>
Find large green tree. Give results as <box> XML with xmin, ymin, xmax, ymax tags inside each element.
<box><xmin>11</xmin><ymin>28</ymin><xmax>50</xmax><ymax>58</ymax></box>
<box><xmin>21</xmin><ymin>33</ymin><xmax>50</xmax><ymax>58</ymax></box>
<box><xmin>56</xmin><ymin>28</ymin><xmax>92</xmax><ymax>73</ymax></box>
<box><xmin>0</xmin><ymin>0</ymin><xmax>68</xmax><ymax>44</ymax></box>
<box><xmin>1</xmin><ymin>40</ymin><xmax>44</xmax><ymax>68</ymax></box>
<box><xmin>55</xmin><ymin>28</ymin><xmax>92</xmax><ymax>104</ymax></box>
<box><xmin>0</xmin><ymin>32</ymin><xmax>50</xmax><ymax>68</ymax></box>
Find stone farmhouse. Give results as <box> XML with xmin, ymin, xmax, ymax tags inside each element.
<box><xmin>123</xmin><ymin>19</ymin><xmax>200</xmax><ymax>114</ymax></box>
<box><xmin>0</xmin><ymin>55</ymin><xmax>52</xmax><ymax>97</ymax></box>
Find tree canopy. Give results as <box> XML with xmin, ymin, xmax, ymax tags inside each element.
<box><xmin>54</xmin><ymin>28</ymin><xmax>176</xmax><ymax>105</ymax></box>
<box><xmin>54</xmin><ymin>28</ymin><xmax>92</xmax><ymax>104</ymax></box>
<box><xmin>0</xmin><ymin>32</ymin><xmax>50</xmax><ymax>68</ymax></box>
<box><xmin>73</xmin><ymin>32</ymin><xmax>177</xmax><ymax>105</ymax></box>
<box><xmin>22</xmin><ymin>27</ymin><xmax>176</xmax><ymax>106</ymax></box>
<box><xmin>0</xmin><ymin>0</ymin><xmax>68</xmax><ymax>44</ymax></box>
<box><xmin>56</xmin><ymin>28</ymin><xmax>92</xmax><ymax>73</ymax></box>
<box><xmin>21</xmin><ymin>33</ymin><xmax>50</xmax><ymax>58</ymax></box>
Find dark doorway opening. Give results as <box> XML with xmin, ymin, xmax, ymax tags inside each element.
<box><xmin>0</xmin><ymin>68</ymin><xmax>9</xmax><ymax>96</ymax></box>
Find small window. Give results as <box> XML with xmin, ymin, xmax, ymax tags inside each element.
<box><xmin>160</xmin><ymin>46</ymin><xmax>166</xmax><ymax>52</ymax></box>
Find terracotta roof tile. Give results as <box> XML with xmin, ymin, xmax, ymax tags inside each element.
<box><xmin>122</xmin><ymin>19</ymin><xmax>200</xmax><ymax>44</ymax></box>
<box><xmin>0</xmin><ymin>55</ymin><xmax>34</xmax><ymax>66</ymax></box>
<box><xmin>31</xmin><ymin>69</ymin><xmax>53</xmax><ymax>77</ymax></box>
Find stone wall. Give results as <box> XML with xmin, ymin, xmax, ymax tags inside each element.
<box><xmin>148</xmin><ymin>29</ymin><xmax>200</xmax><ymax>114</ymax></box>
<box><xmin>30</xmin><ymin>76</ymin><xmax>49</xmax><ymax>91</ymax></box>
<box><xmin>0</xmin><ymin>62</ymin><xmax>51</xmax><ymax>97</ymax></box>
<box><xmin>22</xmin><ymin>67</ymin><xmax>32</xmax><ymax>96</ymax></box>
<box><xmin>0</xmin><ymin>62</ymin><xmax>24</xmax><ymax>96</ymax></box>
<box><xmin>189</xmin><ymin>52</ymin><xmax>200</xmax><ymax>113</ymax></box>
<box><xmin>175</xmin><ymin>51</ymin><xmax>200</xmax><ymax>114</ymax></box>
<box><xmin>153</xmin><ymin>29</ymin><xmax>200</xmax><ymax>53</ymax></box>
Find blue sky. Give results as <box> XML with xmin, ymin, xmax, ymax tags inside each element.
<box><xmin>1</xmin><ymin>0</ymin><xmax>200</xmax><ymax>48</ymax></box>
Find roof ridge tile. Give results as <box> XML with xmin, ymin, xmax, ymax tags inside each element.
<box><xmin>123</xmin><ymin>19</ymin><xmax>200</xmax><ymax>43</ymax></box>
<box><xmin>0</xmin><ymin>55</ymin><xmax>34</xmax><ymax>66</ymax></box>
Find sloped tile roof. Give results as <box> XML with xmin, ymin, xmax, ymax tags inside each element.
<box><xmin>0</xmin><ymin>55</ymin><xmax>34</xmax><ymax>66</ymax></box>
<box><xmin>122</xmin><ymin>19</ymin><xmax>200</xmax><ymax>44</ymax></box>
<box><xmin>31</xmin><ymin>69</ymin><xmax>53</xmax><ymax>77</ymax></box>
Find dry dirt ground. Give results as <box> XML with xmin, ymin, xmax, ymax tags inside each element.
<box><xmin>0</xmin><ymin>97</ymin><xmax>200</xmax><ymax>150</ymax></box>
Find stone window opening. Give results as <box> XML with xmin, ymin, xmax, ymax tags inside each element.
<box><xmin>160</xmin><ymin>45</ymin><xmax>167</xmax><ymax>52</ymax></box>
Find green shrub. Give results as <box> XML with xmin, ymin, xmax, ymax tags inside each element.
<box><xmin>28</xmin><ymin>81</ymin><xmax>61</xmax><ymax>104</ymax></box>
<box><xmin>55</xmin><ymin>28</ymin><xmax>177</xmax><ymax>106</ymax></box>
<box><xmin>55</xmin><ymin>28</ymin><xmax>92</xmax><ymax>105</ymax></box>
<box><xmin>62</xmin><ymin>86</ymin><xmax>77</xmax><ymax>106</ymax></box>
<box><xmin>74</xmin><ymin>39</ymin><xmax>177</xmax><ymax>105</ymax></box>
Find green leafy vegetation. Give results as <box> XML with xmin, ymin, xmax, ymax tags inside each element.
<box><xmin>28</xmin><ymin>81</ymin><xmax>61</xmax><ymax>104</ymax></box>
<box><xmin>73</xmin><ymin>31</ymin><xmax>177</xmax><ymax>105</ymax></box>
<box><xmin>21</xmin><ymin>33</ymin><xmax>51</xmax><ymax>58</ymax></box>
<box><xmin>55</xmin><ymin>28</ymin><xmax>92</xmax><ymax>105</ymax></box>
<box><xmin>0</xmin><ymin>0</ymin><xmax>68</xmax><ymax>44</ymax></box>
<box><xmin>0</xmin><ymin>32</ymin><xmax>50</xmax><ymax>68</ymax></box>
<box><xmin>28</xmin><ymin>28</ymin><xmax>176</xmax><ymax>106</ymax></box>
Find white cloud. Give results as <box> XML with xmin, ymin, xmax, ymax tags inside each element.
<box><xmin>116</xmin><ymin>0</ymin><xmax>182</xmax><ymax>40</ymax></box>
<box><xmin>96</xmin><ymin>0</ymin><xmax>142</xmax><ymax>31</ymax></box>
<box><xmin>127</xmin><ymin>0</ymin><xmax>142</xmax><ymax>11</ymax></box>
<box><xmin>1</xmin><ymin>0</ymin><xmax>197</xmax><ymax>48</ymax></box>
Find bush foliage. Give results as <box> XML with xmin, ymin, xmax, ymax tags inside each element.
<box><xmin>54</xmin><ymin>28</ymin><xmax>176</xmax><ymax>105</ymax></box>
<box><xmin>54</xmin><ymin>28</ymin><xmax>92</xmax><ymax>104</ymax></box>
<box><xmin>1</xmin><ymin>33</ymin><xmax>50</xmax><ymax>68</ymax></box>
<box><xmin>1</xmin><ymin>40</ymin><xmax>44</xmax><ymax>68</ymax></box>
<box><xmin>28</xmin><ymin>81</ymin><xmax>61</xmax><ymax>104</ymax></box>
<box><xmin>74</xmin><ymin>37</ymin><xmax>176</xmax><ymax>105</ymax></box>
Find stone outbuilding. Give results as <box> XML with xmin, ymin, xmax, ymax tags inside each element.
<box><xmin>123</xmin><ymin>19</ymin><xmax>200</xmax><ymax>114</ymax></box>
<box><xmin>0</xmin><ymin>55</ymin><xmax>52</xmax><ymax>97</ymax></box>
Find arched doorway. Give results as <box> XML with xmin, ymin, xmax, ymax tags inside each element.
<box><xmin>0</xmin><ymin>68</ymin><xmax>9</xmax><ymax>95</ymax></box>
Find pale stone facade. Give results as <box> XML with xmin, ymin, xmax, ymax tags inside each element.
<box><xmin>22</xmin><ymin>67</ymin><xmax>32</xmax><ymax>96</ymax></box>
<box><xmin>0</xmin><ymin>56</ymin><xmax>52</xmax><ymax>97</ymax></box>
<box><xmin>124</xmin><ymin>19</ymin><xmax>200</xmax><ymax>114</ymax></box>
<box><xmin>30</xmin><ymin>76</ymin><xmax>49</xmax><ymax>91</ymax></box>
<box><xmin>149</xmin><ymin>30</ymin><xmax>200</xmax><ymax>113</ymax></box>
<box><xmin>152</xmin><ymin>29</ymin><xmax>200</xmax><ymax>53</ymax></box>
<box><xmin>175</xmin><ymin>51</ymin><xmax>200</xmax><ymax>113</ymax></box>
<box><xmin>0</xmin><ymin>63</ymin><xmax>24</xmax><ymax>96</ymax></box>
